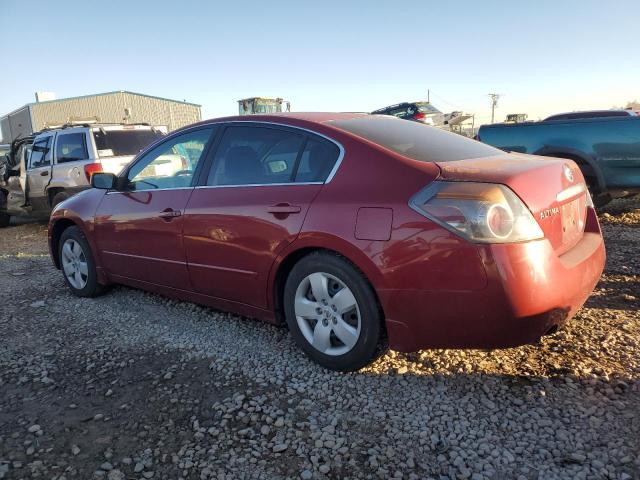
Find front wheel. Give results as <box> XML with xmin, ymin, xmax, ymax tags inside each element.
<box><xmin>58</xmin><ymin>226</ymin><xmax>106</xmax><ymax>297</ymax></box>
<box><xmin>283</xmin><ymin>252</ymin><xmax>385</xmax><ymax>371</ymax></box>
<box><xmin>52</xmin><ymin>191</ymin><xmax>71</xmax><ymax>208</ymax></box>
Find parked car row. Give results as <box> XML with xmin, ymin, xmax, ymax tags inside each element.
<box><xmin>0</xmin><ymin>123</ymin><xmax>164</xmax><ymax>226</ymax></box>
<box><xmin>47</xmin><ymin>113</ymin><xmax>605</xmax><ymax>371</ymax></box>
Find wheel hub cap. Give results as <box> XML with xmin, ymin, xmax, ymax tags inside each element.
<box><xmin>61</xmin><ymin>239</ymin><xmax>88</xmax><ymax>290</ymax></box>
<box><xmin>294</xmin><ymin>272</ymin><xmax>361</xmax><ymax>356</ymax></box>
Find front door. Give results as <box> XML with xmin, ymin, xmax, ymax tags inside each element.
<box><xmin>5</xmin><ymin>140</ymin><xmax>32</xmax><ymax>215</ymax></box>
<box><xmin>183</xmin><ymin>124</ymin><xmax>341</xmax><ymax>308</ymax></box>
<box><xmin>26</xmin><ymin>133</ymin><xmax>54</xmax><ymax>213</ymax></box>
<box><xmin>94</xmin><ymin>127</ymin><xmax>215</xmax><ymax>289</ymax></box>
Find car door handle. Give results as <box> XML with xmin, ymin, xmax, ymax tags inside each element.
<box><xmin>40</xmin><ymin>171</ymin><xmax>49</xmax><ymax>176</ymax></box>
<box><xmin>267</xmin><ymin>203</ymin><xmax>301</xmax><ymax>214</ymax></box>
<box><xmin>158</xmin><ymin>208</ymin><xmax>182</xmax><ymax>220</ymax></box>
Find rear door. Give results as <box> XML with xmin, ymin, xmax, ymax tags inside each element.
<box><xmin>183</xmin><ymin>124</ymin><xmax>341</xmax><ymax>308</ymax></box>
<box><xmin>26</xmin><ymin>133</ymin><xmax>55</xmax><ymax>212</ymax></box>
<box><xmin>52</xmin><ymin>130</ymin><xmax>91</xmax><ymax>188</ymax></box>
<box><xmin>94</xmin><ymin>126</ymin><xmax>216</xmax><ymax>289</ymax></box>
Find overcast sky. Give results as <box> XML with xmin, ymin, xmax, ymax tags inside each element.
<box><xmin>0</xmin><ymin>0</ymin><xmax>637</xmax><ymax>123</ymax></box>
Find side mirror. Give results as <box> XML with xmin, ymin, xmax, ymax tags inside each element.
<box><xmin>91</xmin><ymin>172</ymin><xmax>117</xmax><ymax>190</ymax></box>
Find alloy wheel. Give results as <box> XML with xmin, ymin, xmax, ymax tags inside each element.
<box><xmin>294</xmin><ymin>272</ymin><xmax>361</xmax><ymax>356</ymax></box>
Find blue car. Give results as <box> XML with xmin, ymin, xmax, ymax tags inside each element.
<box><xmin>478</xmin><ymin>110</ymin><xmax>640</xmax><ymax>206</ymax></box>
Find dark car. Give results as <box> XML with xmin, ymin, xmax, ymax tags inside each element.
<box><xmin>49</xmin><ymin>113</ymin><xmax>605</xmax><ymax>371</ymax></box>
<box><xmin>371</xmin><ymin>102</ymin><xmax>445</xmax><ymax>125</ymax></box>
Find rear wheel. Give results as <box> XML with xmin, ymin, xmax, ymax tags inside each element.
<box><xmin>58</xmin><ymin>226</ymin><xmax>105</xmax><ymax>297</ymax></box>
<box><xmin>0</xmin><ymin>212</ymin><xmax>10</xmax><ymax>228</ymax></box>
<box><xmin>552</xmin><ymin>155</ymin><xmax>611</xmax><ymax>208</ymax></box>
<box><xmin>283</xmin><ymin>252</ymin><xmax>384</xmax><ymax>371</ymax></box>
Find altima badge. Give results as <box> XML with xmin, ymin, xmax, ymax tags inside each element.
<box><xmin>540</xmin><ymin>207</ymin><xmax>560</xmax><ymax>220</ymax></box>
<box><xmin>563</xmin><ymin>164</ymin><xmax>574</xmax><ymax>182</ymax></box>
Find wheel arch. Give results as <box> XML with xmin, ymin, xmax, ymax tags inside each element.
<box><xmin>268</xmin><ymin>235</ymin><xmax>387</xmax><ymax>325</ymax></box>
<box><xmin>50</xmin><ymin>218</ymin><xmax>79</xmax><ymax>269</ymax></box>
<box><xmin>533</xmin><ymin>146</ymin><xmax>606</xmax><ymax>192</ymax></box>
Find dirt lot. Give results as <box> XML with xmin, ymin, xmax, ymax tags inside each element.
<box><xmin>0</xmin><ymin>200</ymin><xmax>638</xmax><ymax>480</ymax></box>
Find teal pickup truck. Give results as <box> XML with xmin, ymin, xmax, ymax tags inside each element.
<box><xmin>477</xmin><ymin>111</ymin><xmax>640</xmax><ymax>206</ymax></box>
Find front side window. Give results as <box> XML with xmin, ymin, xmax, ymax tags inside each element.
<box><xmin>207</xmin><ymin>126</ymin><xmax>305</xmax><ymax>186</ymax></box>
<box><xmin>127</xmin><ymin>128</ymin><xmax>214</xmax><ymax>191</ymax></box>
<box><xmin>29</xmin><ymin>137</ymin><xmax>52</xmax><ymax>169</ymax></box>
<box><xmin>56</xmin><ymin>133</ymin><xmax>88</xmax><ymax>163</ymax></box>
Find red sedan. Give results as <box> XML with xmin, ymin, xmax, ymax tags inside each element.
<box><xmin>49</xmin><ymin>113</ymin><xmax>605</xmax><ymax>371</ymax></box>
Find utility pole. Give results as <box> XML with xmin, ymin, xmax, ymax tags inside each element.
<box><xmin>488</xmin><ymin>93</ymin><xmax>501</xmax><ymax>123</ymax></box>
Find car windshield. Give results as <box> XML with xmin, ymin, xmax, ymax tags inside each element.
<box><xmin>330</xmin><ymin>115</ymin><xmax>501</xmax><ymax>162</ymax></box>
<box><xmin>93</xmin><ymin>129</ymin><xmax>163</xmax><ymax>157</ymax></box>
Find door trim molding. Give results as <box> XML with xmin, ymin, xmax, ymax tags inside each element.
<box><xmin>188</xmin><ymin>262</ymin><xmax>257</xmax><ymax>276</ymax></box>
<box><xmin>102</xmin><ymin>250</ymin><xmax>186</xmax><ymax>265</ymax></box>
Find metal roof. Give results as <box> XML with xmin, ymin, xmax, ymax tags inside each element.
<box><xmin>1</xmin><ymin>90</ymin><xmax>201</xmax><ymax>118</ymax></box>
<box><xmin>27</xmin><ymin>90</ymin><xmax>201</xmax><ymax>107</ymax></box>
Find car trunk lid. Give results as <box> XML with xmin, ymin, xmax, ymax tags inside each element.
<box><xmin>436</xmin><ymin>153</ymin><xmax>589</xmax><ymax>253</ymax></box>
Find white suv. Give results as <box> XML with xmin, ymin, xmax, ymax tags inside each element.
<box><xmin>0</xmin><ymin>123</ymin><xmax>164</xmax><ymax>225</ymax></box>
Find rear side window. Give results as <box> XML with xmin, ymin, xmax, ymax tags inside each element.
<box><xmin>56</xmin><ymin>133</ymin><xmax>87</xmax><ymax>163</ymax></box>
<box><xmin>294</xmin><ymin>138</ymin><xmax>340</xmax><ymax>182</ymax></box>
<box><xmin>207</xmin><ymin>126</ymin><xmax>306</xmax><ymax>186</ymax></box>
<box><xmin>388</xmin><ymin>106</ymin><xmax>414</xmax><ymax>119</ymax></box>
<box><xmin>331</xmin><ymin>116</ymin><xmax>500</xmax><ymax>162</ymax></box>
<box><xmin>93</xmin><ymin>129</ymin><xmax>163</xmax><ymax>157</ymax></box>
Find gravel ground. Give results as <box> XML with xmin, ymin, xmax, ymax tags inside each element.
<box><xmin>0</xmin><ymin>199</ymin><xmax>638</xmax><ymax>480</ymax></box>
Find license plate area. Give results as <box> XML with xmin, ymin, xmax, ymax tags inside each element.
<box><xmin>561</xmin><ymin>194</ymin><xmax>586</xmax><ymax>248</ymax></box>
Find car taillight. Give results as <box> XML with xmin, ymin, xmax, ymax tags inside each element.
<box><xmin>409</xmin><ymin>181</ymin><xmax>544</xmax><ymax>243</ymax></box>
<box><xmin>413</xmin><ymin>112</ymin><xmax>426</xmax><ymax>121</ymax></box>
<box><xmin>84</xmin><ymin>163</ymin><xmax>103</xmax><ymax>182</ymax></box>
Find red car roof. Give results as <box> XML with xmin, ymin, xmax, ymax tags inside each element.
<box><xmin>201</xmin><ymin>112</ymin><xmax>368</xmax><ymax>125</ymax></box>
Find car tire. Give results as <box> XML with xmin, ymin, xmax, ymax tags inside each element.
<box><xmin>592</xmin><ymin>193</ymin><xmax>612</xmax><ymax>209</ymax></box>
<box><xmin>58</xmin><ymin>226</ymin><xmax>106</xmax><ymax>298</ymax></box>
<box><xmin>0</xmin><ymin>212</ymin><xmax>10</xmax><ymax>228</ymax></box>
<box><xmin>283</xmin><ymin>251</ymin><xmax>385</xmax><ymax>371</ymax></box>
<box><xmin>52</xmin><ymin>191</ymin><xmax>71</xmax><ymax>208</ymax></box>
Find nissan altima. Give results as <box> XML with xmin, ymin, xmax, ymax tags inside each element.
<box><xmin>49</xmin><ymin>113</ymin><xmax>605</xmax><ymax>371</ymax></box>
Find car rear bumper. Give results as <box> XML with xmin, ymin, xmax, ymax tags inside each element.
<box><xmin>380</xmin><ymin>211</ymin><xmax>606</xmax><ymax>352</ymax></box>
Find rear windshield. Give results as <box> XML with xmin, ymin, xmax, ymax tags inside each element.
<box><xmin>330</xmin><ymin>116</ymin><xmax>500</xmax><ymax>162</ymax></box>
<box><xmin>93</xmin><ymin>129</ymin><xmax>163</xmax><ymax>157</ymax></box>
